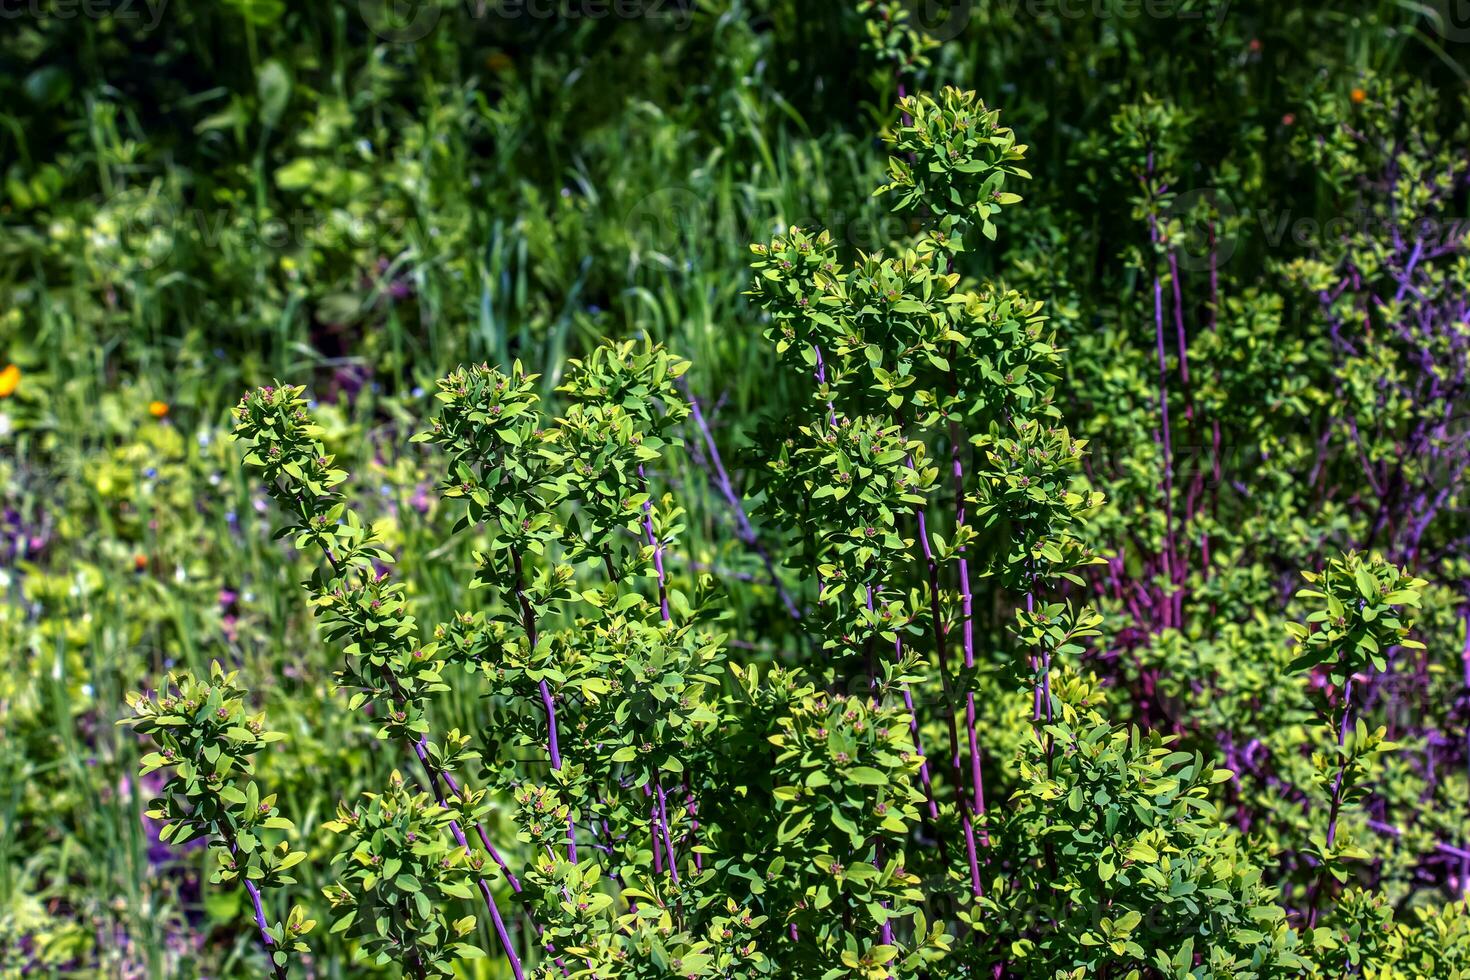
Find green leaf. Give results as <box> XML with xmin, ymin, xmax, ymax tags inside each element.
<box><xmin>846</xmin><ymin>766</ymin><xmax>887</xmax><ymax>786</ymax></box>
<box><xmin>257</xmin><ymin>60</ymin><xmax>292</xmax><ymax>130</ymax></box>
<box><xmin>1127</xmin><ymin>841</ymin><xmax>1158</xmax><ymax>864</ymax></box>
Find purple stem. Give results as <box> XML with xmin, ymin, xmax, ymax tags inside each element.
<box><xmin>1367</xmin><ymin>820</ymin><xmax>1470</xmax><ymax>862</ymax></box>
<box><xmin>238</xmin><ymin>869</ymin><xmax>288</xmax><ymax>980</ymax></box>
<box><xmin>637</xmin><ymin>465</ymin><xmax>696</xmax><ymax>880</ymax></box>
<box><xmin>654</xmin><ymin>777</ymin><xmax>679</xmax><ymax>885</ymax></box>
<box><xmin>430</xmin><ymin>758</ymin><xmax>522</xmax><ymax>893</ymax></box>
<box><xmin>1463</xmin><ymin>611</ymin><xmax>1470</xmax><ymax>896</ymax></box>
<box><xmin>896</xmin><ymin>634</ymin><xmax>941</xmax><ymax>823</ymax></box>
<box><xmin>1308</xmin><ymin>677</ymin><xmax>1357</xmax><ymax>928</ymax></box>
<box><xmin>211</xmin><ymin>802</ymin><xmax>287</xmax><ymax>979</ymax></box>
<box><xmin>813</xmin><ymin>344</ymin><xmax>837</xmax><ymax>429</ymax></box>
<box><xmin>950</xmin><ymin>420</ymin><xmax>988</xmax><ymax>848</ymax></box>
<box><xmin>876</xmin><ymin>840</ymin><xmax>893</xmax><ymax>949</ymax></box>
<box><xmin>1167</xmin><ymin>248</ymin><xmax>1191</xmax><ymax>626</ymax></box>
<box><xmin>917</xmin><ymin>492</ymin><xmax>982</xmax><ymax>898</ymax></box>
<box><xmin>308</xmin><ymin>546</ymin><xmax>525</xmax><ymax>976</ymax></box>
<box><xmin>679</xmin><ymin>379</ymin><xmax>801</xmax><ymax>620</ymax></box>
<box><xmin>538</xmin><ymin>680</ymin><xmax>565</xmax><ymax>774</ymax></box>
<box><xmin>1145</xmin><ymin>160</ymin><xmax>1177</xmax><ymax>632</ymax></box>
<box><xmin>637</xmin><ymin>466</ymin><xmax>671</xmax><ymax>622</ymax></box>
<box><xmin>1026</xmin><ymin>587</ymin><xmax>1042</xmax><ymax>721</ymax></box>
<box><xmin>1169</xmin><ymin>249</ymin><xmax>1192</xmax><ymax>392</ymax></box>
<box><xmin>1325</xmin><ymin>678</ymin><xmax>1356</xmax><ymax>849</ymax></box>
<box><xmin>539</xmin><ymin>677</ymin><xmax>574</xmax><ymax>864</ymax></box>
<box><xmin>510</xmin><ymin>549</ymin><xmax>576</xmax><ymax>862</ymax></box>
<box><xmin>684</xmin><ymin>796</ymin><xmax>703</xmax><ymax>872</ymax></box>
<box><xmin>647</xmin><ymin>785</ymin><xmax>664</xmax><ymax>876</ymax></box>
<box><xmin>418</xmin><ymin>748</ymin><xmax>525</xmax><ymax>980</ymax></box>
<box><xmin>891</xmin><ymin>401</ymin><xmax>981</xmax><ymax>899</ymax></box>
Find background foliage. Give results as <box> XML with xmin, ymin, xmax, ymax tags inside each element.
<box><xmin>3</xmin><ymin>0</ymin><xmax>1470</xmax><ymax>976</ymax></box>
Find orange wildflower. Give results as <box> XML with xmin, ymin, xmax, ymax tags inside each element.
<box><xmin>0</xmin><ymin>364</ymin><xmax>19</xmax><ymax>398</ymax></box>
<box><xmin>1350</xmin><ymin>87</ymin><xmax>1366</xmax><ymax>104</ymax></box>
<box><xmin>149</xmin><ymin>400</ymin><xmax>169</xmax><ymax>418</ymax></box>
